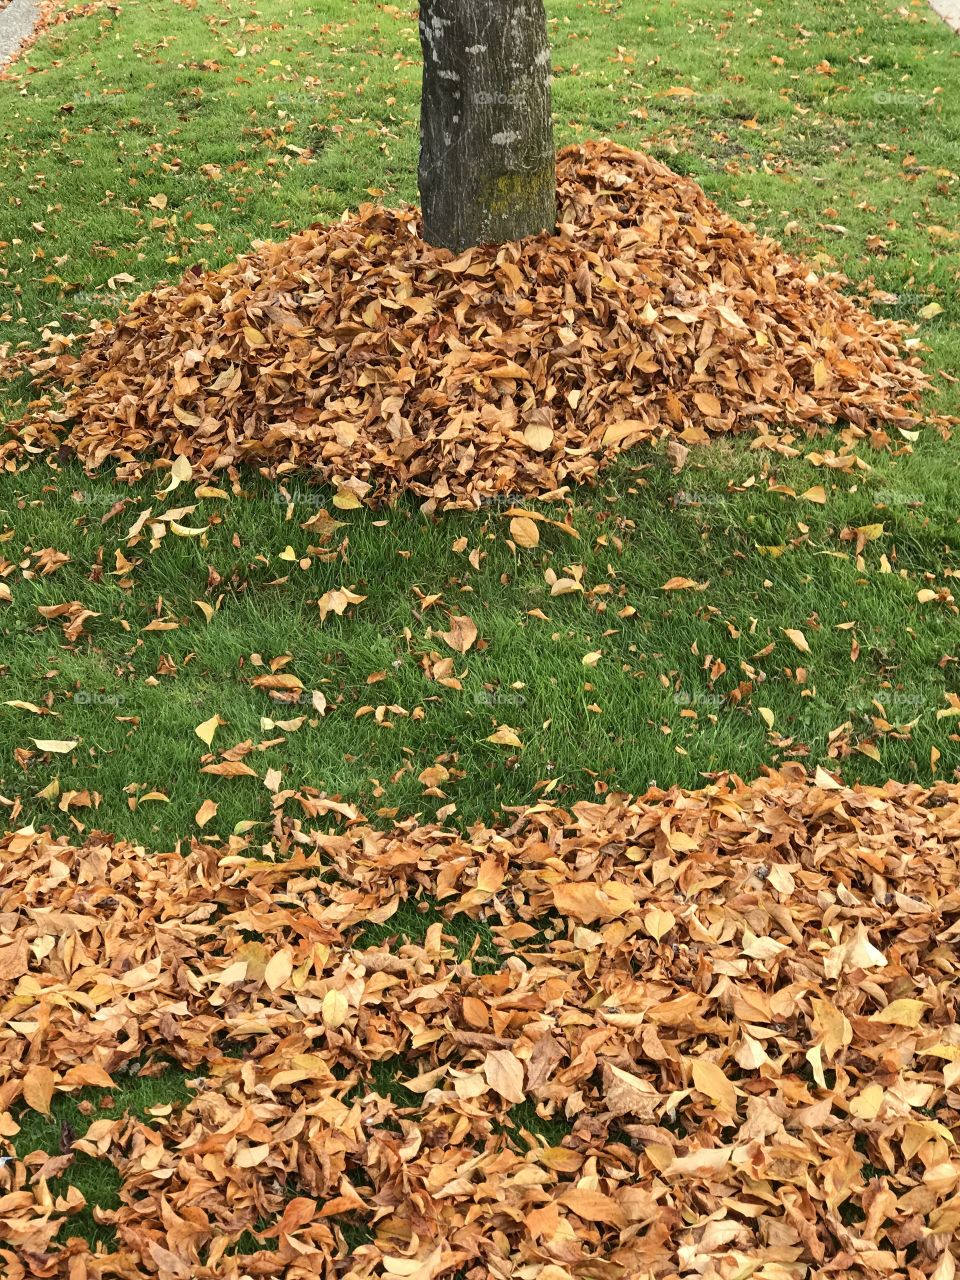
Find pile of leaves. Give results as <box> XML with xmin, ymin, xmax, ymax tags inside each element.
<box><xmin>9</xmin><ymin>143</ymin><xmax>934</xmax><ymax>509</ymax></box>
<box><xmin>3</xmin><ymin>766</ymin><xmax>960</xmax><ymax>1278</ymax></box>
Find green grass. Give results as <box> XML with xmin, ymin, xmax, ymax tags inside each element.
<box><xmin>2</xmin><ymin>448</ymin><xmax>958</xmax><ymax>851</ymax></box>
<box><xmin>1</xmin><ymin>0</ymin><xmax>959</xmax><ymax>1252</ymax></box>
<box><xmin>11</xmin><ymin>1066</ymin><xmax>196</xmax><ymax>1249</ymax></box>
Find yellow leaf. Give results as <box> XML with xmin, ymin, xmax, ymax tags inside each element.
<box><xmin>806</xmin><ymin>1041</ymin><xmax>826</xmax><ymax>1089</ymax></box>
<box><xmin>332</xmin><ymin>489</ymin><xmax>362</xmax><ymax>510</ymax></box>
<box><xmin>811</xmin><ymin>997</ymin><xmax>852</xmax><ymax>1057</ymax></box>
<box><xmin>158</xmin><ymin>454</ymin><xmax>193</xmax><ymax>495</ymax></box>
<box><xmin>801</xmin><ymin>485</ymin><xmax>827</xmax><ymax>504</ymax></box>
<box><xmin>194</xmin><ymin>714</ymin><xmax>222</xmax><ymax>746</ymax></box>
<box><xmin>850</xmin><ymin>1083</ymin><xmax>884</xmax><ymax>1120</ymax></box>
<box><xmin>322</xmin><ymin>988</ymin><xmax>349</xmax><ymax>1028</ymax></box>
<box><xmin>758</xmin><ymin>707</ymin><xmax>775</xmax><ymax>729</ymax></box>
<box><xmin>582</xmin><ymin>651</ymin><xmax>602</xmax><ymax>667</ymax></box>
<box><xmin>871</xmin><ymin>998</ymin><xmax>926</xmax><ymax>1027</ymax></box>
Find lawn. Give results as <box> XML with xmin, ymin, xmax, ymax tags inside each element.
<box><xmin>1</xmin><ymin>0</ymin><xmax>959</xmax><ymax>1267</ymax></box>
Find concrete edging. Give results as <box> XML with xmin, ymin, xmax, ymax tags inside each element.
<box><xmin>0</xmin><ymin>0</ymin><xmax>41</xmax><ymax>70</ymax></box>
<box><xmin>928</xmin><ymin>0</ymin><xmax>960</xmax><ymax>31</ymax></box>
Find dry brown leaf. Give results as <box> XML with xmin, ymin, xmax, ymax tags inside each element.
<box><xmin>439</xmin><ymin>614</ymin><xmax>478</xmax><ymax>654</ymax></box>
<box><xmin>509</xmin><ymin>516</ymin><xmax>540</xmax><ymax>548</ymax></box>
<box><xmin>194</xmin><ymin>798</ymin><xmax>218</xmax><ymax>828</ymax></box>
<box><xmin>22</xmin><ymin>1064</ymin><xmax>56</xmax><ymax>1115</ymax></box>
<box><xmin>782</xmin><ymin>627</ymin><xmax>811</xmax><ymax>653</ymax></box>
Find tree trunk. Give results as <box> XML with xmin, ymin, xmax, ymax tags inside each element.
<box><xmin>418</xmin><ymin>0</ymin><xmax>556</xmax><ymax>253</ymax></box>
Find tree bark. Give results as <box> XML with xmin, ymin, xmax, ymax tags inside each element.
<box><xmin>418</xmin><ymin>0</ymin><xmax>556</xmax><ymax>253</ymax></box>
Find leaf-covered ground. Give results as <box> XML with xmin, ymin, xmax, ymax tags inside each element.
<box><xmin>5</xmin><ymin>773</ymin><xmax>960</xmax><ymax>1278</ymax></box>
<box><xmin>5</xmin><ymin>140</ymin><xmax>936</xmax><ymax>499</ymax></box>
<box><xmin>0</xmin><ymin>0</ymin><xmax>959</xmax><ymax>1272</ymax></box>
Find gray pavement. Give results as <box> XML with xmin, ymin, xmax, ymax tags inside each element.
<box><xmin>0</xmin><ymin>0</ymin><xmax>39</xmax><ymax>70</ymax></box>
<box><xmin>928</xmin><ymin>0</ymin><xmax>960</xmax><ymax>31</ymax></box>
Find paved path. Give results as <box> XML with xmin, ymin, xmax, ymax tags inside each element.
<box><xmin>0</xmin><ymin>0</ymin><xmax>39</xmax><ymax>69</ymax></box>
<box><xmin>929</xmin><ymin>0</ymin><xmax>960</xmax><ymax>31</ymax></box>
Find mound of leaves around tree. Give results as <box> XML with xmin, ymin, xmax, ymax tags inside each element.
<box><xmin>3</xmin><ymin>767</ymin><xmax>960</xmax><ymax>1278</ymax></box>
<box><xmin>9</xmin><ymin>143</ymin><xmax>935</xmax><ymax>510</ymax></box>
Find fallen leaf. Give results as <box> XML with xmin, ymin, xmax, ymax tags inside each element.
<box><xmin>482</xmin><ymin>1049</ymin><xmax>525</xmax><ymax>1103</ymax></box>
<box><xmin>439</xmin><ymin>614</ymin><xmax>478</xmax><ymax>654</ymax></box>
<box><xmin>194</xmin><ymin>715</ymin><xmax>222</xmax><ymax>746</ymax></box>
<box><xmin>782</xmin><ymin>628</ymin><xmax>811</xmax><ymax>653</ymax></box>
<box><xmin>31</xmin><ymin>738</ymin><xmax>78</xmax><ymax>754</ymax></box>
